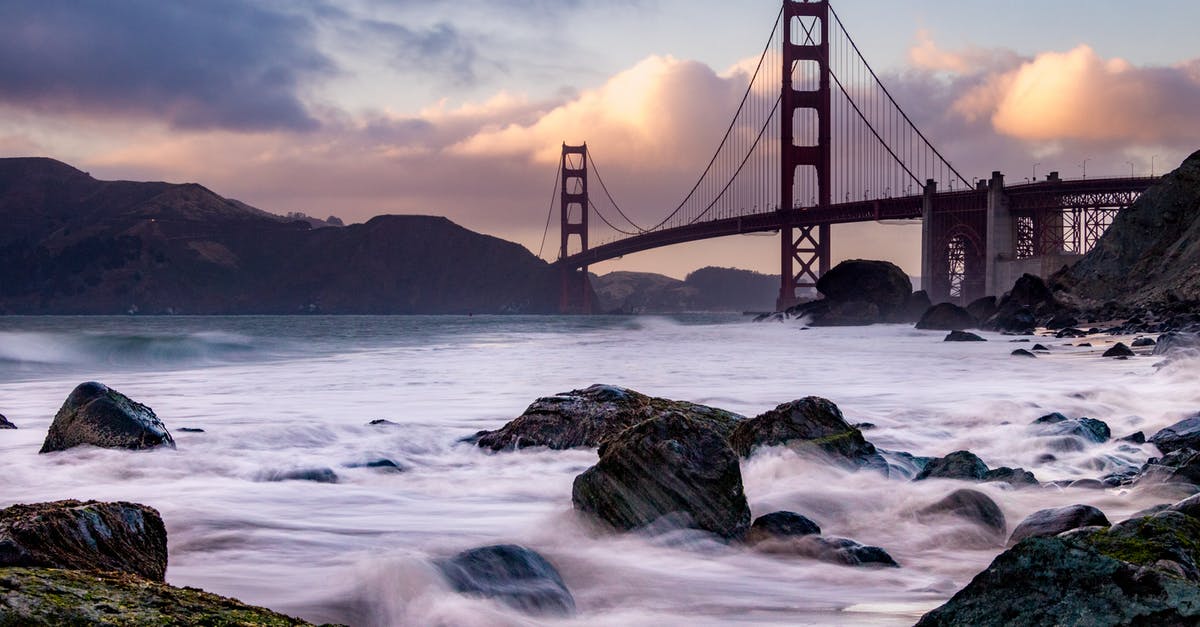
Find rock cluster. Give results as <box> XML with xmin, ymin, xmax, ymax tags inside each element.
<box><xmin>729</xmin><ymin>397</ymin><xmax>887</xmax><ymax>472</ymax></box>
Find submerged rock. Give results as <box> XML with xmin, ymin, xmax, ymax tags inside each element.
<box><xmin>437</xmin><ymin>544</ymin><xmax>575</xmax><ymax>616</ymax></box>
<box><xmin>1102</xmin><ymin>342</ymin><xmax>1135</xmax><ymax>358</ymax></box>
<box><xmin>753</xmin><ymin>534</ymin><xmax>898</xmax><ymax>567</ymax></box>
<box><xmin>1010</xmin><ymin>348</ymin><xmax>1037</xmax><ymax>358</ymax></box>
<box><xmin>1150</xmin><ymin>415</ymin><xmax>1200</xmax><ymax>454</ymax></box>
<box><xmin>944</xmin><ymin>330</ymin><xmax>986</xmax><ymax>342</ymax></box>
<box><xmin>572</xmin><ymin>412</ymin><xmax>751</xmax><ymax>539</ymax></box>
<box><xmin>917</xmin><ymin>489</ymin><xmax>1007</xmax><ymax>538</ymax></box>
<box><xmin>0</xmin><ymin>413</ymin><xmax>14</xmax><ymax>429</ymax></box>
<box><xmin>260</xmin><ymin>467</ymin><xmax>339</xmax><ymax>483</ymax></box>
<box><xmin>728</xmin><ymin>397</ymin><xmax>886</xmax><ymax>472</ymax></box>
<box><xmin>39</xmin><ymin>382</ymin><xmax>174</xmax><ymax>454</ymax></box>
<box><xmin>1031</xmin><ymin>413</ymin><xmax>1111</xmax><ymax>443</ymax></box>
<box><xmin>344</xmin><ymin>458</ymin><xmax>406</xmax><ymax>473</ymax></box>
<box><xmin>472</xmin><ymin>384</ymin><xmax>743</xmax><ymax>451</ymax></box>
<box><xmin>0</xmin><ymin>500</ymin><xmax>167</xmax><ymax>581</ymax></box>
<box><xmin>1007</xmin><ymin>504</ymin><xmax>1111</xmax><ymax>545</ymax></box>
<box><xmin>746</xmin><ymin>511</ymin><xmax>821</xmax><ymax>544</ymax></box>
<box><xmin>0</xmin><ymin>568</ymin><xmax>317</xmax><ymax>626</ymax></box>
<box><xmin>913</xmin><ymin>451</ymin><xmax>988</xmax><ymax>482</ymax></box>
<box><xmin>916</xmin><ymin>303</ymin><xmax>975</xmax><ymax>331</ymax></box>
<box><xmin>982</xmin><ymin>467</ymin><xmax>1039</xmax><ymax>487</ymax></box>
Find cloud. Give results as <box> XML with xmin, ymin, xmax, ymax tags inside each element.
<box><xmin>0</xmin><ymin>0</ymin><xmax>334</xmax><ymax>131</ymax></box>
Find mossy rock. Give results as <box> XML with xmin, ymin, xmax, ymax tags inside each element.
<box><xmin>0</xmin><ymin>567</ymin><xmax>327</xmax><ymax>626</ymax></box>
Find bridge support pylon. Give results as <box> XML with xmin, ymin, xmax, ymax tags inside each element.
<box><xmin>559</xmin><ymin>143</ymin><xmax>593</xmax><ymax>314</ymax></box>
<box><xmin>777</xmin><ymin>0</ymin><xmax>832</xmax><ymax>311</ymax></box>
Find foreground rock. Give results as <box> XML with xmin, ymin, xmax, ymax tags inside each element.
<box><xmin>913</xmin><ymin>451</ymin><xmax>1037</xmax><ymax>486</ymax></box>
<box><xmin>437</xmin><ymin>544</ymin><xmax>575</xmax><ymax>616</ymax></box>
<box><xmin>472</xmin><ymin>384</ymin><xmax>743</xmax><ymax>451</ymax></box>
<box><xmin>0</xmin><ymin>413</ymin><xmax>14</xmax><ymax>429</ymax></box>
<box><xmin>40</xmin><ymin>382</ymin><xmax>174</xmax><ymax>454</ymax></box>
<box><xmin>1150</xmin><ymin>415</ymin><xmax>1200</xmax><ymax>454</ymax></box>
<box><xmin>0</xmin><ymin>568</ymin><xmax>317</xmax><ymax>626</ymax></box>
<box><xmin>1007</xmin><ymin>504</ymin><xmax>1110</xmax><ymax>546</ymax></box>
<box><xmin>787</xmin><ymin>259</ymin><xmax>913</xmax><ymax>325</ymax></box>
<box><xmin>572</xmin><ymin>413</ymin><xmax>751</xmax><ymax>539</ymax></box>
<box><xmin>0</xmin><ymin>500</ymin><xmax>167</xmax><ymax>581</ymax></box>
<box><xmin>916</xmin><ymin>303</ymin><xmax>975</xmax><ymax>331</ymax></box>
<box><xmin>729</xmin><ymin>397</ymin><xmax>886</xmax><ymax>472</ymax></box>
<box><xmin>917</xmin><ymin>506</ymin><xmax>1200</xmax><ymax>626</ymax></box>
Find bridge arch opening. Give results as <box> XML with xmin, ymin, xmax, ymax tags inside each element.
<box><xmin>943</xmin><ymin>228</ymin><xmax>984</xmax><ymax>305</ymax></box>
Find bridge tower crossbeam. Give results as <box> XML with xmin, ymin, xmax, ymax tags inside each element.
<box><xmin>777</xmin><ymin>0</ymin><xmax>832</xmax><ymax>311</ymax></box>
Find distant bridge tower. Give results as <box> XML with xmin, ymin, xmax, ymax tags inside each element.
<box><xmin>777</xmin><ymin>0</ymin><xmax>832</xmax><ymax>311</ymax></box>
<box><xmin>559</xmin><ymin>143</ymin><xmax>592</xmax><ymax>313</ymax></box>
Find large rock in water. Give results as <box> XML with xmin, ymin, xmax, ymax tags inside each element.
<box><xmin>437</xmin><ymin>544</ymin><xmax>575</xmax><ymax>616</ymax></box>
<box><xmin>472</xmin><ymin>384</ymin><xmax>743</xmax><ymax>450</ymax></box>
<box><xmin>1054</xmin><ymin>150</ymin><xmax>1200</xmax><ymax>306</ymax></box>
<box><xmin>728</xmin><ymin>397</ymin><xmax>886</xmax><ymax>472</ymax></box>
<box><xmin>571</xmin><ymin>412</ymin><xmax>751</xmax><ymax>539</ymax></box>
<box><xmin>916</xmin><ymin>303</ymin><xmax>976</xmax><ymax>330</ymax></box>
<box><xmin>1150</xmin><ymin>415</ymin><xmax>1200</xmax><ymax>454</ymax></box>
<box><xmin>983</xmin><ymin>274</ymin><xmax>1060</xmax><ymax>332</ymax></box>
<box><xmin>917</xmin><ymin>507</ymin><xmax>1200</xmax><ymax>626</ymax></box>
<box><xmin>40</xmin><ymin>382</ymin><xmax>174</xmax><ymax>453</ymax></box>
<box><xmin>800</xmin><ymin>259</ymin><xmax>912</xmax><ymax>325</ymax></box>
<box><xmin>0</xmin><ymin>568</ymin><xmax>316</xmax><ymax>626</ymax></box>
<box><xmin>0</xmin><ymin>500</ymin><xmax>168</xmax><ymax>581</ymax></box>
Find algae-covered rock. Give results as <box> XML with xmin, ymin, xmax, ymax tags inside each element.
<box><xmin>0</xmin><ymin>500</ymin><xmax>167</xmax><ymax>581</ymax></box>
<box><xmin>40</xmin><ymin>382</ymin><xmax>174</xmax><ymax>454</ymax></box>
<box><xmin>472</xmin><ymin>384</ymin><xmax>744</xmax><ymax>451</ymax></box>
<box><xmin>729</xmin><ymin>397</ymin><xmax>886</xmax><ymax>472</ymax></box>
<box><xmin>0</xmin><ymin>567</ymin><xmax>318</xmax><ymax>626</ymax></box>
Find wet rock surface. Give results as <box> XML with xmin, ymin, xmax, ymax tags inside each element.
<box><xmin>0</xmin><ymin>500</ymin><xmax>168</xmax><ymax>581</ymax></box>
<box><xmin>261</xmin><ymin>467</ymin><xmax>340</xmax><ymax>483</ymax></box>
<box><xmin>436</xmin><ymin>544</ymin><xmax>575</xmax><ymax>616</ymax></box>
<box><xmin>746</xmin><ymin>511</ymin><xmax>821</xmax><ymax>544</ymax></box>
<box><xmin>0</xmin><ymin>413</ymin><xmax>14</xmax><ymax>429</ymax></box>
<box><xmin>39</xmin><ymin>382</ymin><xmax>174</xmax><ymax>454</ymax></box>
<box><xmin>1150</xmin><ymin>415</ymin><xmax>1200</xmax><ymax>454</ymax></box>
<box><xmin>729</xmin><ymin>397</ymin><xmax>886</xmax><ymax>472</ymax></box>
<box><xmin>753</xmin><ymin>535</ymin><xmax>898</xmax><ymax>567</ymax></box>
<box><xmin>913</xmin><ymin>451</ymin><xmax>1036</xmax><ymax>486</ymax></box>
<box><xmin>943</xmin><ymin>330</ymin><xmax>985</xmax><ymax>342</ymax></box>
<box><xmin>1102</xmin><ymin>342</ymin><xmax>1135</xmax><ymax>358</ymax></box>
<box><xmin>1031</xmin><ymin>413</ymin><xmax>1111</xmax><ymax>443</ymax></box>
<box><xmin>572</xmin><ymin>412</ymin><xmax>751</xmax><ymax>539</ymax></box>
<box><xmin>916</xmin><ymin>303</ymin><xmax>975</xmax><ymax>331</ymax></box>
<box><xmin>917</xmin><ymin>489</ymin><xmax>1006</xmax><ymax>538</ymax></box>
<box><xmin>472</xmin><ymin>384</ymin><xmax>744</xmax><ymax>451</ymax></box>
<box><xmin>786</xmin><ymin>259</ymin><xmax>913</xmax><ymax>325</ymax></box>
<box><xmin>1007</xmin><ymin>504</ymin><xmax>1111</xmax><ymax>545</ymax></box>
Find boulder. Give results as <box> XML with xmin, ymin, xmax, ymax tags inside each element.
<box><xmin>812</xmin><ymin>299</ymin><xmax>881</xmax><ymax>326</ymax></box>
<box><xmin>1031</xmin><ymin>413</ymin><xmax>1111</xmax><ymax>443</ymax></box>
<box><xmin>0</xmin><ymin>413</ymin><xmax>14</xmax><ymax>429</ymax></box>
<box><xmin>899</xmin><ymin>290</ymin><xmax>933</xmax><ymax>323</ymax></box>
<box><xmin>1149</xmin><ymin>415</ymin><xmax>1200</xmax><ymax>454</ymax></box>
<box><xmin>746</xmin><ymin>511</ymin><xmax>821</xmax><ymax>544</ymax></box>
<box><xmin>1136</xmin><ymin>448</ymin><xmax>1200</xmax><ymax>485</ymax></box>
<box><xmin>965</xmin><ymin>296</ymin><xmax>998</xmax><ymax>324</ymax></box>
<box><xmin>1007</xmin><ymin>505</ymin><xmax>1111</xmax><ymax>545</ymax></box>
<box><xmin>944</xmin><ymin>330</ymin><xmax>986</xmax><ymax>342</ymax></box>
<box><xmin>0</xmin><ymin>568</ymin><xmax>317</xmax><ymax>626</ymax></box>
<box><xmin>764</xmin><ymin>535</ymin><xmax>899</xmax><ymax>567</ymax></box>
<box><xmin>913</xmin><ymin>451</ymin><xmax>988</xmax><ymax>482</ymax></box>
<box><xmin>0</xmin><ymin>500</ymin><xmax>167</xmax><ymax>581</ymax></box>
<box><xmin>728</xmin><ymin>397</ymin><xmax>886</xmax><ymax>472</ymax></box>
<box><xmin>917</xmin><ymin>489</ymin><xmax>1006</xmax><ymax>537</ymax></box>
<box><xmin>916</xmin><ymin>303</ymin><xmax>976</xmax><ymax>331</ymax></box>
<box><xmin>473</xmin><ymin>384</ymin><xmax>743</xmax><ymax>451</ymax></box>
<box><xmin>1011</xmin><ymin>348</ymin><xmax>1037</xmax><ymax>358</ymax></box>
<box><xmin>1102</xmin><ymin>342</ymin><xmax>1135</xmax><ymax>358</ymax></box>
<box><xmin>982</xmin><ymin>467</ymin><xmax>1039</xmax><ymax>487</ymax></box>
<box><xmin>572</xmin><ymin>412</ymin><xmax>751</xmax><ymax>539</ymax></box>
<box><xmin>437</xmin><ymin>545</ymin><xmax>575</xmax><ymax>616</ymax></box>
<box><xmin>39</xmin><ymin>382</ymin><xmax>174</xmax><ymax>454</ymax></box>
<box><xmin>1131</xmin><ymin>337</ymin><xmax>1157</xmax><ymax>347</ymax></box>
<box><xmin>814</xmin><ymin>259</ymin><xmax>912</xmax><ymax>321</ymax></box>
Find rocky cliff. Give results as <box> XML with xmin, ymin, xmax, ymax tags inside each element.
<box><xmin>0</xmin><ymin>157</ymin><xmax>559</xmax><ymax>314</ymax></box>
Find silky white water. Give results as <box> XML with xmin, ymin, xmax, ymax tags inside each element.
<box><xmin>1</xmin><ymin>315</ymin><xmax>1196</xmax><ymax>626</ymax></box>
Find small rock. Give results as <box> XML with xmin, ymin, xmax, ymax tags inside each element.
<box><xmin>1007</xmin><ymin>505</ymin><xmax>1111</xmax><ymax>545</ymax></box>
<box><xmin>344</xmin><ymin>458</ymin><xmax>406</xmax><ymax>473</ymax></box>
<box><xmin>729</xmin><ymin>397</ymin><xmax>886</xmax><ymax>472</ymax></box>
<box><xmin>1077</xmin><ymin>342</ymin><xmax>1092</xmax><ymax>347</ymax></box>
<box><xmin>437</xmin><ymin>545</ymin><xmax>575</xmax><ymax>616</ymax></box>
<box><xmin>917</xmin><ymin>303</ymin><xmax>976</xmax><ymax>331</ymax></box>
<box><xmin>261</xmin><ymin>467</ymin><xmax>339</xmax><ymax>483</ymax></box>
<box><xmin>983</xmin><ymin>467</ymin><xmax>1039</xmax><ymax>487</ymax></box>
<box><xmin>1131</xmin><ymin>337</ymin><xmax>1156</xmax><ymax>347</ymax></box>
<box><xmin>914</xmin><ymin>451</ymin><xmax>988</xmax><ymax>481</ymax></box>
<box><xmin>1031</xmin><ymin>413</ymin><xmax>1111</xmax><ymax>443</ymax></box>
<box><xmin>755</xmin><ymin>535</ymin><xmax>898</xmax><ymax>567</ymax></box>
<box><xmin>1102</xmin><ymin>343</ymin><xmax>1135</xmax><ymax>358</ymax></box>
<box><xmin>917</xmin><ymin>489</ymin><xmax>1006</xmax><ymax>537</ymax></box>
<box><xmin>176</xmin><ymin>427</ymin><xmax>205</xmax><ymax>433</ymax></box>
<box><xmin>0</xmin><ymin>413</ymin><xmax>14</xmax><ymax>429</ymax></box>
<box><xmin>746</xmin><ymin>511</ymin><xmax>821</xmax><ymax>544</ymax></box>
<box><xmin>40</xmin><ymin>382</ymin><xmax>174</xmax><ymax>454</ymax></box>
<box><xmin>944</xmin><ymin>330</ymin><xmax>986</xmax><ymax>342</ymax></box>
<box><xmin>1045</xmin><ymin>313</ymin><xmax>1079</xmax><ymax>330</ymax></box>
<box><xmin>1066</xmin><ymin>479</ymin><xmax>1107</xmax><ymax>490</ymax></box>
<box><xmin>1011</xmin><ymin>349</ymin><xmax>1037</xmax><ymax>358</ymax></box>
<box><xmin>1119</xmin><ymin>431</ymin><xmax>1146</xmax><ymax>444</ymax></box>
<box><xmin>1031</xmin><ymin>344</ymin><xmax>1050</xmax><ymax>352</ymax></box>
<box><xmin>368</xmin><ymin>419</ymin><xmax>399</xmax><ymax>426</ymax></box>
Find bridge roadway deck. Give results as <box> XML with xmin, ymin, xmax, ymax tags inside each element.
<box><xmin>558</xmin><ymin>176</ymin><xmax>1158</xmax><ymax>268</ymax></box>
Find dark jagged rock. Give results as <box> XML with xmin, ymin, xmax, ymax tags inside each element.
<box><xmin>473</xmin><ymin>384</ymin><xmax>743</xmax><ymax>451</ymax></box>
<box><xmin>1010</xmin><ymin>348</ymin><xmax>1037</xmax><ymax>358</ymax></box>
<box><xmin>965</xmin><ymin>296</ymin><xmax>998</xmax><ymax>324</ymax></box>
<box><xmin>344</xmin><ymin>458</ymin><xmax>406</xmax><ymax>473</ymax></box>
<box><xmin>900</xmin><ymin>290</ymin><xmax>933</xmax><ymax>323</ymax></box>
<box><xmin>914</xmin><ymin>451</ymin><xmax>988</xmax><ymax>482</ymax></box>
<box><xmin>39</xmin><ymin>382</ymin><xmax>174</xmax><ymax>454</ymax></box>
<box><xmin>1154</xmin><ymin>332</ymin><xmax>1200</xmax><ymax>356</ymax></box>
<box><xmin>261</xmin><ymin>467</ymin><xmax>339</xmax><ymax>483</ymax></box>
<box><xmin>1132</xmin><ymin>337</ymin><xmax>1157</xmax><ymax>347</ymax></box>
<box><xmin>175</xmin><ymin>427</ymin><xmax>204</xmax><ymax>433</ymax></box>
<box><xmin>1102</xmin><ymin>342</ymin><xmax>1135</xmax><ymax>358</ymax></box>
<box><xmin>1136</xmin><ymin>448</ymin><xmax>1200</xmax><ymax>485</ymax></box>
<box><xmin>1120</xmin><ymin>431</ymin><xmax>1147</xmax><ymax>444</ymax></box>
<box><xmin>0</xmin><ymin>568</ymin><xmax>318</xmax><ymax>626</ymax></box>
<box><xmin>789</xmin><ymin>259</ymin><xmax>912</xmax><ymax>325</ymax></box>
<box><xmin>1150</xmin><ymin>415</ymin><xmax>1200</xmax><ymax>454</ymax></box>
<box><xmin>728</xmin><ymin>397</ymin><xmax>886</xmax><ymax>472</ymax></box>
<box><xmin>753</xmin><ymin>534</ymin><xmax>898</xmax><ymax>567</ymax></box>
<box><xmin>916</xmin><ymin>303</ymin><xmax>976</xmax><ymax>331</ymax></box>
<box><xmin>985</xmin><ymin>275</ymin><xmax>1060</xmax><ymax>333</ymax></box>
<box><xmin>572</xmin><ymin>412</ymin><xmax>750</xmax><ymax>539</ymax></box>
<box><xmin>368</xmin><ymin>419</ymin><xmax>399</xmax><ymax>426</ymax></box>
<box><xmin>1031</xmin><ymin>413</ymin><xmax>1111</xmax><ymax>443</ymax></box>
<box><xmin>1007</xmin><ymin>504</ymin><xmax>1111</xmax><ymax>545</ymax></box>
<box><xmin>0</xmin><ymin>413</ymin><xmax>14</xmax><ymax>429</ymax></box>
<box><xmin>746</xmin><ymin>511</ymin><xmax>821</xmax><ymax>544</ymax></box>
<box><xmin>944</xmin><ymin>330</ymin><xmax>986</xmax><ymax>342</ymax></box>
<box><xmin>436</xmin><ymin>544</ymin><xmax>575</xmax><ymax>616</ymax></box>
<box><xmin>0</xmin><ymin>500</ymin><xmax>167</xmax><ymax>581</ymax></box>
<box><xmin>1031</xmin><ymin>343</ymin><xmax>1050</xmax><ymax>351</ymax></box>
<box><xmin>982</xmin><ymin>467</ymin><xmax>1039</xmax><ymax>487</ymax></box>
<box><xmin>917</xmin><ymin>489</ymin><xmax>1006</xmax><ymax>537</ymax></box>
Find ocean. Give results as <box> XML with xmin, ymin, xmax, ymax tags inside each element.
<box><xmin>0</xmin><ymin>315</ymin><xmax>1194</xmax><ymax>625</ymax></box>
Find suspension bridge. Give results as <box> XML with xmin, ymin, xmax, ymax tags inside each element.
<box><xmin>545</xmin><ymin>0</ymin><xmax>1157</xmax><ymax>313</ymax></box>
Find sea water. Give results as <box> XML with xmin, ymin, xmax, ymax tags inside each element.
<box><xmin>1</xmin><ymin>315</ymin><xmax>1196</xmax><ymax>626</ymax></box>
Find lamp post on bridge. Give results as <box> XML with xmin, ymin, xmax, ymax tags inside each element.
<box><xmin>1080</xmin><ymin>158</ymin><xmax>1091</xmax><ymax>180</ymax></box>
<box><xmin>1127</xmin><ymin>161</ymin><xmax>1135</xmax><ymax>178</ymax></box>
<box><xmin>1033</xmin><ymin>162</ymin><xmax>1040</xmax><ymax>181</ymax></box>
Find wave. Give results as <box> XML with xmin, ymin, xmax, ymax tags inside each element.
<box><xmin>0</xmin><ymin>330</ymin><xmax>260</xmax><ymax>369</ymax></box>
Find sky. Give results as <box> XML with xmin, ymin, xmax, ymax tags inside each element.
<box><xmin>2</xmin><ymin>0</ymin><xmax>1199</xmax><ymax>278</ymax></box>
